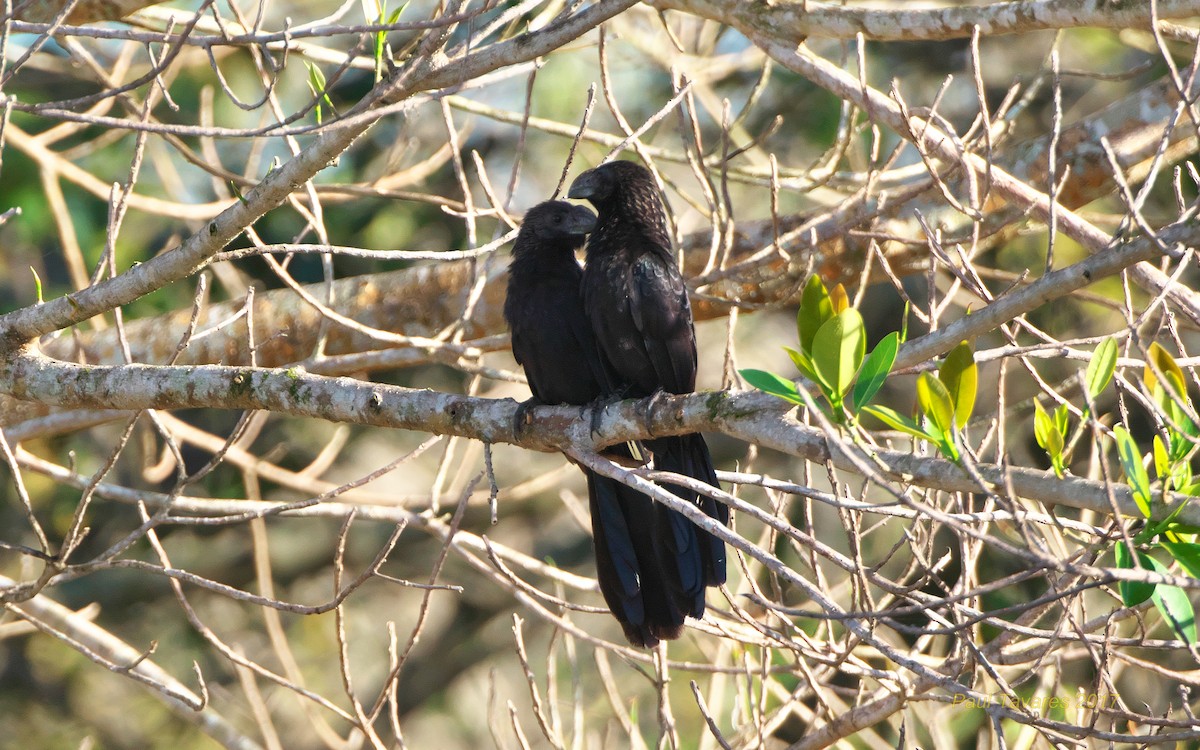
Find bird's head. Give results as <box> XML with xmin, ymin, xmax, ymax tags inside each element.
<box><xmin>567</xmin><ymin>161</ymin><xmax>670</xmax><ymax>249</ymax></box>
<box><xmin>518</xmin><ymin>200</ymin><xmax>597</xmax><ymax>241</ymax></box>
<box><xmin>567</xmin><ymin>160</ymin><xmax>654</xmax><ymax>207</ymax></box>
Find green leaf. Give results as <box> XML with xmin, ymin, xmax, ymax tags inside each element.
<box><xmin>1161</xmin><ymin>540</ymin><xmax>1200</xmax><ymax>580</ymax></box>
<box><xmin>810</xmin><ymin>309</ymin><xmax>866</xmax><ymax>404</ymax></box>
<box><xmin>1034</xmin><ymin>402</ymin><xmax>1065</xmax><ymax>477</ymax></box>
<box><xmin>1183</xmin><ymin>411</ymin><xmax>1200</xmax><ymax>441</ymax></box>
<box><xmin>373</xmin><ymin>2</ymin><xmax>407</xmax><ymax>82</ymax></box>
<box><xmin>1054</xmin><ymin>403</ymin><xmax>1070</xmax><ymax>438</ymax></box>
<box><xmin>29</xmin><ymin>266</ymin><xmax>42</xmax><ymax>304</ymax></box>
<box><xmin>306</xmin><ymin>61</ymin><xmax>334</xmax><ymax>123</ymax></box>
<box><xmin>851</xmin><ymin>332</ymin><xmax>899</xmax><ymax>412</ymax></box>
<box><xmin>1033</xmin><ymin>402</ymin><xmax>1054</xmax><ymax>450</ymax></box>
<box><xmin>939</xmin><ymin>341</ymin><xmax>976</xmax><ymax>429</ymax></box>
<box><xmin>861</xmin><ymin>404</ymin><xmax>929</xmax><ymax>440</ymax></box>
<box><xmin>1034</xmin><ymin>401</ymin><xmax>1064</xmax><ymax>461</ymax></box>
<box><xmin>1173</xmin><ymin>461</ymin><xmax>1193</xmax><ymax>492</ymax></box>
<box><xmin>228</xmin><ymin>180</ymin><xmax>247</xmax><ymax>206</ymax></box>
<box><xmin>784</xmin><ymin>346</ymin><xmax>827</xmax><ymax>392</ymax></box>
<box><xmin>798</xmin><ymin>276</ymin><xmax>833</xmax><ymax>355</ymax></box>
<box><xmin>1158</xmin><ymin>370</ymin><xmax>1190</xmax><ymax>415</ymax></box>
<box><xmin>1152</xmin><ymin>430</ymin><xmax>1192</xmax><ymax>494</ymax></box>
<box><xmin>740</xmin><ymin>369</ymin><xmax>805</xmax><ymax>405</ymax></box>
<box><xmin>1085</xmin><ymin>338</ymin><xmax>1118</xmax><ymax>401</ymax></box>
<box><xmin>1148</xmin><ymin>555</ymin><xmax>1198</xmax><ymax>645</ymax></box>
<box><xmin>1146</xmin><ymin>496</ymin><xmax>1194</xmax><ymax>541</ymax></box>
<box><xmin>1170</xmin><ymin>422</ymin><xmax>1195</xmax><ymax>462</ymax></box>
<box><xmin>1115</xmin><ymin>543</ymin><xmax>1156</xmax><ymax>607</ymax></box>
<box><xmin>1161</xmin><ymin>384</ymin><xmax>1197</xmax><ymax>461</ymax></box>
<box><xmin>917</xmin><ymin>372</ymin><xmax>955</xmax><ymax>436</ymax></box>
<box><xmin>1154</xmin><ymin>435</ymin><xmax>1171</xmax><ymax>485</ymax></box>
<box><xmin>374</xmin><ymin>32</ymin><xmax>387</xmax><ymax>82</ymax></box>
<box><xmin>1114</xmin><ymin>425</ymin><xmax>1152</xmax><ymax>519</ymax></box>
<box><xmin>1145</xmin><ymin>342</ymin><xmax>1186</xmax><ymax>398</ymax></box>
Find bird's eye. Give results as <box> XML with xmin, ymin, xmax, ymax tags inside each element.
<box><xmin>553</xmin><ymin>214</ymin><xmax>563</xmax><ymax>223</ymax></box>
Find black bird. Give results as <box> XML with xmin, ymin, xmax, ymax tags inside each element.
<box><xmin>504</xmin><ymin>200</ymin><xmax>695</xmax><ymax>647</ymax></box>
<box><xmin>569</xmin><ymin>161</ymin><xmax>728</xmax><ymax>624</ymax></box>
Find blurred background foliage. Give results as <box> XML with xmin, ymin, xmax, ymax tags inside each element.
<box><xmin>1</xmin><ymin>1</ymin><xmax>1198</xmax><ymax>748</ymax></box>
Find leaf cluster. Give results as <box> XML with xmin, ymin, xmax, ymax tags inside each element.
<box><xmin>740</xmin><ymin>276</ymin><xmax>898</xmax><ymax>423</ymax></box>
<box><xmin>1109</xmin><ymin>343</ymin><xmax>1200</xmax><ymax>645</ymax></box>
<box><xmin>746</xmin><ymin>280</ymin><xmax>1200</xmax><ymax>646</ymax></box>
<box><xmin>742</xmin><ymin>275</ymin><xmax>976</xmax><ymax>462</ymax></box>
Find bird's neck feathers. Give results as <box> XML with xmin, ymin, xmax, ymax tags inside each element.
<box><xmin>509</xmin><ymin>236</ymin><xmax>584</xmax><ymax>279</ymax></box>
<box><xmin>592</xmin><ymin>194</ymin><xmax>672</xmax><ymax>258</ymax></box>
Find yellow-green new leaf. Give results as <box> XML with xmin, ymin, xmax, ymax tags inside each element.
<box><xmin>1145</xmin><ymin>342</ymin><xmax>1186</xmax><ymax>398</ymax></box>
<box><xmin>939</xmin><ymin>341</ymin><xmax>976</xmax><ymax>428</ymax></box>
<box><xmin>1034</xmin><ymin>401</ymin><xmax>1064</xmax><ymax>458</ymax></box>
<box><xmin>1173</xmin><ymin>459</ymin><xmax>1193</xmax><ymax>492</ymax></box>
<box><xmin>30</xmin><ymin>267</ymin><xmax>43</xmax><ymax>304</ymax></box>
<box><xmin>862</xmin><ymin>404</ymin><xmax>928</xmax><ymax>440</ymax></box>
<box><xmin>917</xmin><ymin>372</ymin><xmax>955</xmax><ymax>436</ymax></box>
<box><xmin>1054</xmin><ymin>403</ymin><xmax>1070</xmax><ymax>438</ymax></box>
<box><xmin>305</xmin><ymin>61</ymin><xmax>334</xmax><ymax>123</ymax></box>
<box><xmin>785</xmin><ymin>346</ymin><xmax>828</xmax><ymax>392</ymax></box>
<box><xmin>811</xmin><ymin>309</ymin><xmax>866</xmax><ymax>402</ymax></box>
<box><xmin>799</xmin><ymin>276</ymin><xmax>833</xmax><ymax>355</ymax></box>
<box><xmin>1154</xmin><ymin>435</ymin><xmax>1170</xmax><ymax>485</ymax></box>
<box><xmin>1085</xmin><ymin>338</ymin><xmax>1117</xmax><ymax>401</ymax></box>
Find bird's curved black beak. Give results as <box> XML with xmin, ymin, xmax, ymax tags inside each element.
<box><xmin>565</xmin><ymin>203</ymin><xmax>597</xmax><ymax>235</ymax></box>
<box><xmin>567</xmin><ymin>170</ymin><xmax>600</xmax><ymax>201</ymax></box>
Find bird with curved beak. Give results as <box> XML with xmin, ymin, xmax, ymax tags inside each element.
<box><xmin>569</xmin><ymin>161</ymin><xmax>728</xmax><ymax>636</ymax></box>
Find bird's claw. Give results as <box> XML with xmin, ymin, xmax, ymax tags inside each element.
<box><xmin>512</xmin><ymin>398</ymin><xmax>542</xmax><ymax>437</ymax></box>
<box><xmin>588</xmin><ymin>397</ymin><xmax>611</xmax><ymax>438</ymax></box>
<box><xmin>642</xmin><ymin>388</ymin><xmax>667</xmax><ymax>435</ymax></box>
<box><xmin>588</xmin><ymin>394</ymin><xmax>649</xmax><ymax>464</ymax></box>
<box><xmin>588</xmin><ymin>386</ymin><xmax>634</xmax><ymax>437</ymax></box>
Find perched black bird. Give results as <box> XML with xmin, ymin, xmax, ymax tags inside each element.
<box><xmin>569</xmin><ymin>161</ymin><xmax>728</xmax><ymax>624</ymax></box>
<box><xmin>504</xmin><ymin>200</ymin><xmax>695</xmax><ymax>647</ymax></box>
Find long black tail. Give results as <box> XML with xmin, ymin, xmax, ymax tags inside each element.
<box><xmin>586</xmin><ymin>434</ymin><xmax>726</xmax><ymax>648</ymax></box>
<box><xmin>650</xmin><ymin>433</ymin><xmax>728</xmax><ymax>594</ymax></box>
<box><xmin>586</xmin><ymin>470</ymin><xmax>688</xmax><ymax>647</ymax></box>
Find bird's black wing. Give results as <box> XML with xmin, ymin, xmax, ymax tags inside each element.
<box><xmin>628</xmin><ymin>249</ymin><xmax>699</xmax><ymax>396</ymax></box>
